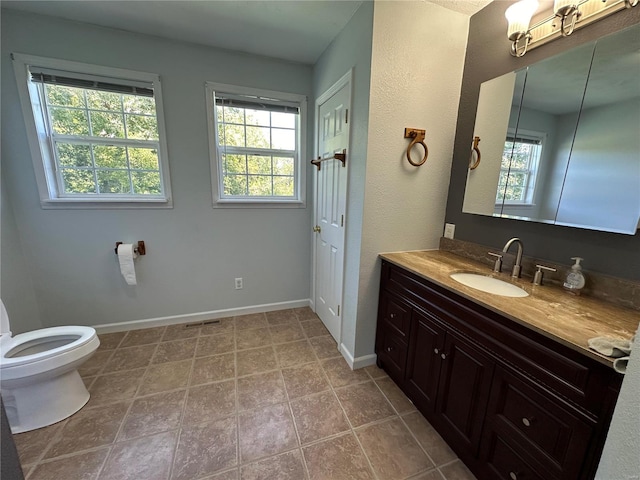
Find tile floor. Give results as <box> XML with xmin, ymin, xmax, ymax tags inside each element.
<box><xmin>13</xmin><ymin>307</ymin><xmax>477</xmax><ymax>480</ymax></box>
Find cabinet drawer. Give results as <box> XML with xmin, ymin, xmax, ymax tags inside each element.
<box><xmin>483</xmin><ymin>432</ymin><xmax>551</xmax><ymax>480</ymax></box>
<box><xmin>486</xmin><ymin>367</ymin><xmax>593</xmax><ymax>478</ymax></box>
<box><xmin>381</xmin><ymin>291</ymin><xmax>411</xmax><ymax>339</ymax></box>
<box><xmin>378</xmin><ymin>326</ymin><xmax>408</xmax><ymax>381</ymax></box>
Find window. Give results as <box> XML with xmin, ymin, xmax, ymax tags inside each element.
<box><xmin>206</xmin><ymin>83</ymin><xmax>306</xmax><ymax>207</ymax></box>
<box><xmin>13</xmin><ymin>54</ymin><xmax>172</xmax><ymax>208</ymax></box>
<box><xmin>496</xmin><ymin>131</ymin><xmax>544</xmax><ymax>205</ymax></box>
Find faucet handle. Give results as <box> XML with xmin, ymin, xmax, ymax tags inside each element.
<box><xmin>533</xmin><ymin>264</ymin><xmax>557</xmax><ymax>286</ymax></box>
<box><xmin>488</xmin><ymin>252</ymin><xmax>503</xmax><ymax>273</ymax></box>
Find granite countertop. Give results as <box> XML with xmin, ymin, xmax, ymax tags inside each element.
<box><xmin>379</xmin><ymin>250</ymin><xmax>639</xmax><ymax>367</ymax></box>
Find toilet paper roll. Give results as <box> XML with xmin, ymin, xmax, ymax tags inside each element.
<box><xmin>117</xmin><ymin>243</ymin><xmax>138</xmax><ymax>285</ymax></box>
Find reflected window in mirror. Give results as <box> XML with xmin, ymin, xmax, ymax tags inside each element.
<box><xmin>497</xmin><ymin>131</ymin><xmax>543</xmax><ymax>205</ymax></box>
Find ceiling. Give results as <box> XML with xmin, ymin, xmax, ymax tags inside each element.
<box><xmin>2</xmin><ymin>0</ymin><xmax>492</xmax><ymax>64</ymax></box>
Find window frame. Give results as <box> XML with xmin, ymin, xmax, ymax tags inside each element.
<box><xmin>12</xmin><ymin>53</ymin><xmax>172</xmax><ymax>209</ymax></box>
<box><xmin>496</xmin><ymin>129</ymin><xmax>545</xmax><ymax>206</ymax></box>
<box><xmin>205</xmin><ymin>82</ymin><xmax>307</xmax><ymax>208</ymax></box>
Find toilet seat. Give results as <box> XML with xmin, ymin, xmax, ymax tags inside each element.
<box><xmin>1</xmin><ymin>326</ymin><xmax>97</xmax><ymax>367</ymax></box>
<box><xmin>0</xmin><ymin>300</ymin><xmax>100</xmax><ymax>433</ymax></box>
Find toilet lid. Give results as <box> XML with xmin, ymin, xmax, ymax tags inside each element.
<box><xmin>1</xmin><ymin>299</ymin><xmax>11</xmax><ymax>336</ymax></box>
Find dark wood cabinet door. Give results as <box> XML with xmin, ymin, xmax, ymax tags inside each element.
<box><xmin>436</xmin><ymin>331</ymin><xmax>494</xmax><ymax>456</ymax></box>
<box><xmin>405</xmin><ymin>309</ymin><xmax>445</xmax><ymax>413</ymax></box>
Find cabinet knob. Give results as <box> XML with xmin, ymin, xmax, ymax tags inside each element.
<box><xmin>441</xmin><ymin>353</ymin><xmax>446</xmax><ymax>360</ymax></box>
<box><xmin>522</xmin><ymin>417</ymin><xmax>531</xmax><ymax>427</ymax></box>
<box><xmin>509</xmin><ymin>472</ymin><xmax>520</xmax><ymax>480</ymax></box>
<box><xmin>386</xmin><ymin>346</ymin><xmax>393</xmax><ymax>352</ymax></box>
<box><xmin>389</xmin><ymin>313</ymin><xmax>396</xmax><ymax>319</ymax></box>
<box><xmin>434</xmin><ymin>348</ymin><xmax>439</xmax><ymax>354</ymax></box>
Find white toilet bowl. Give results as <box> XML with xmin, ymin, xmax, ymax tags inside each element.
<box><xmin>0</xmin><ymin>300</ymin><xmax>100</xmax><ymax>433</ymax></box>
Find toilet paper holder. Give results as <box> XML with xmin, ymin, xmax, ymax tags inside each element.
<box><xmin>114</xmin><ymin>241</ymin><xmax>146</xmax><ymax>256</ymax></box>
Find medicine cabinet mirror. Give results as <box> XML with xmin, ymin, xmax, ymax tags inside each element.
<box><xmin>462</xmin><ymin>23</ymin><xmax>640</xmax><ymax>235</ymax></box>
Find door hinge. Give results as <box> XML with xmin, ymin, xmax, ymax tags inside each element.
<box><xmin>337</xmin><ymin>305</ymin><xmax>340</xmax><ymax>316</ymax></box>
<box><xmin>345</xmin><ymin>109</ymin><xmax>349</xmax><ymax>124</ymax></box>
<box><xmin>341</xmin><ymin>215</ymin><xmax>344</xmax><ymax>227</ymax></box>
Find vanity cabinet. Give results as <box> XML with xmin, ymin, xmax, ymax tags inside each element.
<box><xmin>375</xmin><ymin>260</ymin><xmax>622</xmax><ymax>480</ymax></box>
<box><xmin>405</xmin><ymin>307</ymin><xmax>494</xmax><ymax>456</ymax></box>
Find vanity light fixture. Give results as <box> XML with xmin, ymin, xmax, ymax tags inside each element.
<box><xmin>554</xmin><ymin>0</ymin><xmax>580</xmax><ymax>36</ymax></box>
<box><xmin>506</xmin><ymin>0</ymin><xmax>638</xmax><ymax>57</ymax></box>
<box><xmin>506</xmin><ymin>0</ymin><xmax>539</xmax><ymax>57</ymax></box>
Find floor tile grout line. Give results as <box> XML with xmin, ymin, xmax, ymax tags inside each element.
<box><xmin>233</xmin><ymin>319</ymin><xmax>240</xmax><ymax>475</ymax></box>
<box><xmin>95</xmin><ymin>445</ymin><xmax>113</xmax><ymax>480</ymax></box>
<box><xmin>397</xmin><ymin>412</ymin><xmax>440</xmax><ymax>470</ymax></box>
<box><xmin>278</xmin><ymin>367</ymin><xmax>312</xmax><ymax>480</ymax></box>
<box><xmin>371</xmin><ymin>376</ymin><xmax>419</xmax><ymax>418</ymax></box>
<box><xmin>95</xmin><ymin>339</ymin><xmax>163</xmax><ymax>478</ymax></box>
<box><xmin>19</xmin><ymin>417</ymin><xmax>68</xmax><ymax>470</ymax></box>
<box><xmin>370</xmin><ymin>375</ymin><xmax>446</xmax><ymax>473</ymax></box>
<box><xmin>26</xmin><ymin>444</ymin><xmax>114</xmax><ymax>480</ymax></box>
<box><xmin>34</xmin><ymin>443</ymin><xmax>114</xmax><ymax>468</ymax></box>
<box><xmin>323</xmin><ymin>364</ymin><xmax>381</xmax><ymax>480</ymax></box>
<box><xmin>168</xmin><ymin>318</ymin><xmax>211</xmax><ymax>480</ymax></box>
<box><xmin>84</xmin><ymin>347</ymin><xmax>116</xmax><ymax>378</ymax></box>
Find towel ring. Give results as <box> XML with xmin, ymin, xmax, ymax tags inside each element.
<box><xmin>404</xmin><ymin>128</ymin><xmax>428</xmax><ymax>167</ymax></box>
<box><xmin>469</xmin><ymin>136</ymin><xmax>481</xmax><ymax>170</ymax></box>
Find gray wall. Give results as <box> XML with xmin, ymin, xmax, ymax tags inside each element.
<box><xmin>1</xmin><ymin>9</ymin><xmax>314</xmax><ymax>331</ymax></box>
<box><xmin>1</xmin><ymin>176</ymin><xmax>42</xmax><ymax>334</ymax></box>
<box><xmin>446</xmin><ymin>2</ymin><xmax>640</xmax><ymax>280</ymax></box>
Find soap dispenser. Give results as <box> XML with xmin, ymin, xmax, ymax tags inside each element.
<box><xmin>563</xmin><ymin>257</ymin><xmax>586</xmax><ymax>295</ymax></box>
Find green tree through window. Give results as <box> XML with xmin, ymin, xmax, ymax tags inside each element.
<box><xmin>497</xmin><ymin>135</ymin><xmax>542</xmax><ymax>204</ymax></box>
<box><xmin>42</xmin><ymin>83</ymin><xmax>162</xmax><ymax>196</ymax></box>
<box><xmin>215</xmin><ymin>96</ymin><xmax>297</xmax><ymax>199</ymax></box>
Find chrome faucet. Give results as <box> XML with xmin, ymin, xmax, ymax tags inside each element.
<box><xmin>502</xmin><ymin>237</ymin><xmax>524</xmax><ymax>278</ymax></box>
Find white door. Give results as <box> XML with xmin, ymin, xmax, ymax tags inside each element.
<box><xmin>313</xmin><ymin>75</ymin><xmax>351</xmax><ymax>344</ymax></box>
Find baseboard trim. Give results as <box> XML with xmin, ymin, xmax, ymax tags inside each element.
<box><xmin>339</xmin><ymin>343</ymin><xmax>377</xmax><ymax>370</ymax></box>
<box><xmin>93</xmin><ymin>299</ymin><xmax>311</xmax><ymax>334</ymax></box>
<box><xmin>352</xmin><ymin>353</ymin><xmax>377</xmax><ymax>370</ymax></box>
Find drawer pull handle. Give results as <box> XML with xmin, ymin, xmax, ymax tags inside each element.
<box><xmin>522</xmin><ymin>417</ymin><xmax>531</xmax><ymax>427</ymax></box>
<box><xmin>390</xmin><ymin>313</ymin><xmax>396</xmax><ymax>319</ymax></box>
<box><xmin>441</xmin><ymin>353</ymin><xmax>446</xmax><ymax>360</ymax></box>
<box><xmin>434</xmin><ymin>348</ymin><xmax>439</xmax><ymax>354</ymax></box>
<box><xmin>509</xmin><ymin>472</ymin><xmax>518</xmax><ymax>480</ymax></box>
<box><xmin>386</xmin><ymin>346</ymin><xmax>393</xmax><ymax>352</ymax></box>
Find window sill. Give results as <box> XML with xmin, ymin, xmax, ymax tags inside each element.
<box><xmin>496</xmin><ymin>203</ymin><xmax>536</xmax><ymax>208</ymax></box>
<box><xmin>41</xmin><ymin>197</ymin><xmax>173</xmax><ymax>209</ymax></box>
<box><xmin>213</xmin><ymin>198</ymin><xmax>306</xmax><ymax>209</ymax></box>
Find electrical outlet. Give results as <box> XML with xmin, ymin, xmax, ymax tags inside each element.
<box><xmin>444</xmin><ymin>223</ymin><xmax>455</xmax><ymax>239</ymax></box>
<box><xmin>235</xmin><ymin>278</ymin><xmax>243</xmax><ymax>290</ymax></box>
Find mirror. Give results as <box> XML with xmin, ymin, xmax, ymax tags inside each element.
<box><xmin>555</xmin><ymin>25</ymin><xmax>640</xmax><ymax>233</ymax></box>
<box><xmin>463</xmin><ymin>23</ymin><xmax>640</xmax><ymax>234</ymax></box>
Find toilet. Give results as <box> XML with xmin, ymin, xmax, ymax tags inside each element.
<box><xmin>0</xmin><ymin>300</ymin><xmax>100</xmax><ymax>433</ymax></box>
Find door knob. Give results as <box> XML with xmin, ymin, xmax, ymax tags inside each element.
<box><xmin>313</xmin><ymin>225</ymin><xmax>321</xmax><ymax>233</ymax></box>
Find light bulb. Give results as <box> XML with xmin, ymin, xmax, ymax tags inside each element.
<box><xmin>505</xmin><ymin>0</ymin><xmax>539</xmax><ymax>39</ymax></box>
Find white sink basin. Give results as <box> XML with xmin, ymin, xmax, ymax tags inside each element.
<box><xmin>450</xmin><ymin>273</ymin><xmax>529</xmax><ymax>298</ymax></box>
